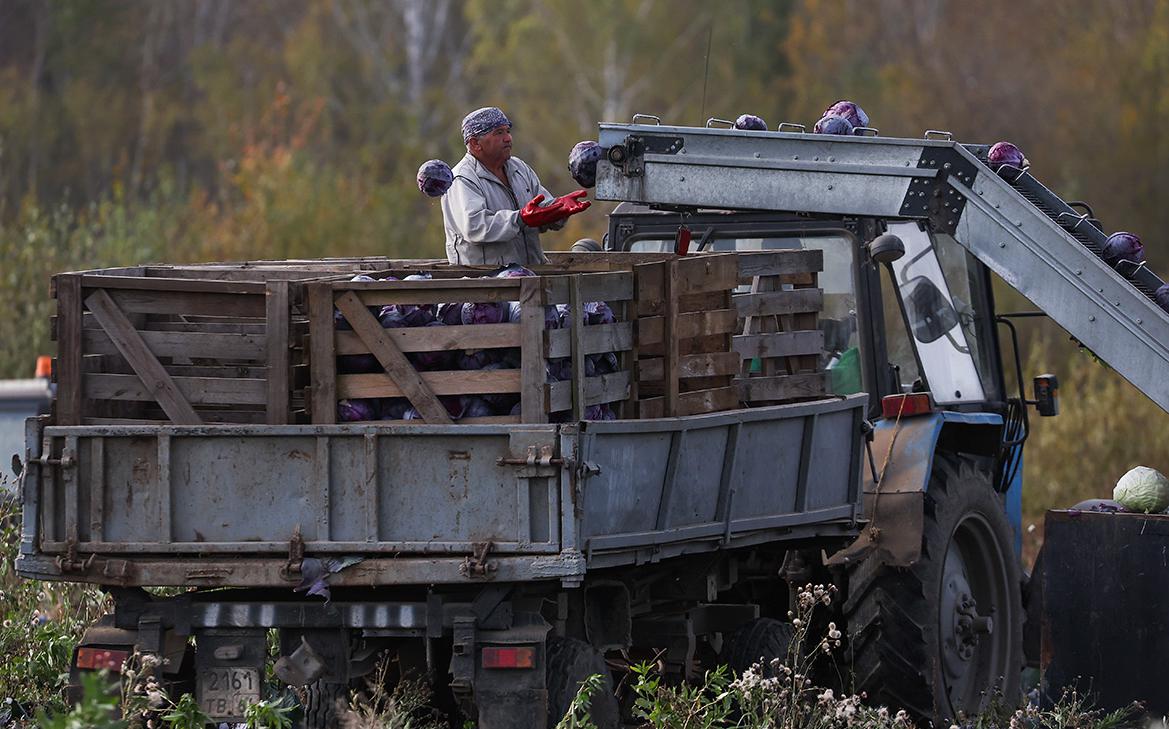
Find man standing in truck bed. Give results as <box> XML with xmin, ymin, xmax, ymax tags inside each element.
<box><xmin>443</xmin><ymin>106</ymin><xmax>590</xmax><ymax>265</ymax></box>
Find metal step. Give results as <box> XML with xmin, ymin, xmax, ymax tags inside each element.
<box><xmin>595</xmin><ymin>123</ymin><xmax>1169</xmax><ymax>413</ymax></box>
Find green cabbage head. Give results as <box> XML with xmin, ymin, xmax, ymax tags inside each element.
<box><xmin>1113</xmin><ymin>466</ymin><xmax>1169</xmax><ymax>513</ymax></box>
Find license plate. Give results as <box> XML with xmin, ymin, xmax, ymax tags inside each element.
<box><xmin>197</xmin><ymin>667</ymin><xmax>261</xmax><ymax>720</ymax></box>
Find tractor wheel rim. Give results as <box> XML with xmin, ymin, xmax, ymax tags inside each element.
<box><xmin>939</xmin><ymin>512</ymin><xmax>1011</xmax><ymax>714</ymax></box>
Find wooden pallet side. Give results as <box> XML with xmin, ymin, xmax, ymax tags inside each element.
<box><xmin>733</xmin><ymin>251</ymin><xmax>827</xmax><ymax>406</ymax></box>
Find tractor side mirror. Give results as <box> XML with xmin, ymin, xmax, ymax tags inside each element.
<box><xmin>869</xmin><ymin>233</ymin><xmax>905</xmax><ymax>264</ymax></box>
<box><xmin>1033</xmin><ymin>374</ymin><xmax>1060</xmax><ymax>416</ymax></box>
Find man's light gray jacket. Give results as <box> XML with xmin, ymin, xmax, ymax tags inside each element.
<box><xmin>442</xmin><ymin>153</ymin><xmax>559</xmax><ymax>266</ymax></box>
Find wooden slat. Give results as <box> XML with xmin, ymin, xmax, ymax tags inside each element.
<box><xmin>308</xmin><ymin>283</ymin><xmax>337</xmax><ymax>424</ymax></box>
<box><xmin>56</xmin><ymin>274</ymin><xmax>84</xmax><ymax>424</ymax></box>
<box><xmin>733</xmin><ymin>330</ymin><xmax>824</xmax><ymax>359</ymax></box>
<box><xmin>337</xmin><ymin>369</ymin><xmax>521</xmax><ymax>400</ymax></box>
<box><xmin>91</xmin><ymin>360</ymin><xmax>269</xmax><ymax>378</ymax></box>
<box><xmin>663</xmin><ymin>261</ymin><xmax>680</xmax><ymax>416</ymax></box>
<box><xmin>78</xmin><ymin>275</ymin><xmax>266</xmax><ymax>295</ymax></box>
<box><xmin>738</xmin><ymin>373</ymin><xmax>828</xmax><ymax>402</ymax></box>
<box><xmin>335</xmin><ymin>290</ymin><xmax>452</xmax><ymax>424</ymax></box>
<box><xmin>546</xmin><ymin>371</ymin><xmax>632</xmax><ymax>413</ymax></box>
<box><xmin>637</xmin><ymin>309</ymin><xmax>738</xmax><ymax>346</ymax></box>
<box><xmin>83</xmin><ymin>373</ymin><xmax>267</xmax><ymax>405</ymax></box>
<box><xmin>741</xmin><ymin>273</ymin><xmax>782</xmax><ymax>377</ymax></box>
<box><xmin>638</xmin><ymin>352</ymin><xmax>741</xmax><ymax>381</ymax></box>
<box><xmin>736</xmin><ymin>249</ymin><xmax>824</xmax><ymax>278</ymax></box>
<box><xmin>671</xmin><ymin>254</ymin><xmax>740</xmax><ymax>295</ymax></box>
<box><xmin>85</xmin><ymin>289</ymin><xmax>202</xmax><ymax>424</ymax></box>
<box><xmin>108</xmin><ymin>289</ymin><xmax>266</xmax><ymax>318</ymax></box>
<box><xmin>640</xmin><ymin>333</ymin><xmax>733</xmax><ymax>359</ymax></box>
<box><xmin>734</xmin><ymin>288</ymin><xmax>823</xmax><ymax>317</ymax></box>
<box><xmin>82</xmin><ymin>329</ymin><xmax>267</xmax><ymax>359</ymax></box>
<box><xmin>335</xmin><ymin>323</ymin><xmax>521</xmax><ymax>355</ymax></box>
<box><xmin>140</xmin><ymin>320</ymin><xmax>269</xmax><ymax>334</ymax></box>
<box><xmin>569</xmin><ymin>278</ymin><xmax>587</xmax><ymax>420</ymax></box>
<box><xmin>266</xmin><ymin>280</ymin><xmax>291</xmax><ymax>424</ymax></box>
<box><xmin>545</xmin><ymin>322</ymin><xmax>634</xmax><ymax>359</ymax></box>
<box><xmin>519</xmin><ymin>277</ymin><xmax>548</xmax><ymax>424</ymax></box>
<box><xmin>545</xmin><ymin>270</ymin><xmax>635</xmax><ymax>305</ymax></box>
<box><xmin>638</xmin><ymin>386</ymin><xmax>741</xmax><ymax>419</ymax></box>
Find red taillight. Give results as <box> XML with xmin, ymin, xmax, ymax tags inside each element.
<box><xmin>481</xmin><ymin>646</ymin><xmax>536</xmax><ymax>669</ymax></box>
<box><xmin>76</xmin><ymin>647</ymin><xmax>130</xmax><ymax>672</ymax></box>
<box><xmin>881</xmin><ymin>392</ymin><xmax>934</xmax><ymax>419</ymax></box>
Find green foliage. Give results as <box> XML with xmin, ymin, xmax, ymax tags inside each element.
<box><xmin>553</xmin><ymin>672</ymin><xmax>602</xmax><ymax>729</ymax></box>
<box><xmin>160</xmin><ymin>694</ymin><xmax>212</xmax><ymax>729</ymax></box>
<box><xmin>33</xmin><ymin>671</ymin><xmax>123</xmax><ymax>729</ymax></box>
<box><xmin>244</xmin><ymin>696</ymin><xmax>295</xmax><ymax>729</ymax></box>
<box><xmin>0</xmin><ymin>492</ymin><xmax>107</xmax><ymax>721</ymax></box>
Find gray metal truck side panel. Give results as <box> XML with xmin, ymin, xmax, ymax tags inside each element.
<box><xmin>22</xmin><ymin>396</ymin><xmax>867</xmax><ymax>586</ymax></box>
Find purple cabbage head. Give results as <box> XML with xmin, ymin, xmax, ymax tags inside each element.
<box><xmin>1103</xmin><ymin>232</ymin><xmax>1145</xmax><ymax>265</ymax></box>
<box><xmin>546</xmin><ymin>358</ymin><xmax>573</xmax><ymax>382</ymax></box>
<box><xmin>377</xmin><ymin>305</ymin><xmax>409</xmax><ymax>328</ymax></box>
<box><xmin>568</xmin><ymin>141</ymin><xmax>604</xmax><ymax>188</ymax></box>
<box><xmin>458</xmin><ymin>348</ymin><xmax>499</xmax><ymax>370</ymax></box>
<box><xmin>338</xmin><ymin>398</ymin><xmax>378</xmax><ymax>422</ymax></box>
<box><xmin>824</xmin><ymin>100</ymin><xmax>869</xmax><ymax>130</ymax></box>
<box><xmin>584</xmin><ymin>403</ymin><xmax>618</xmax><ymax>421</ymax></box>
<box><xmin>813</xmin><ymin>114</ymin><xmax>854</xmax><ymax>136</ymax></box>
<box><xmin>437</xmin><ymin>302</ymin><xmax>465</xmax><ymax>326</ymax></box>
<box><xmin>587</xmin><ymin>352</ymin><xmax>620</xmax><ymax>375</ymax></box>
<box><xmin>1155</xmin><ymin>284</ymin><xmax>1169</xmax><ymax>312</ymax></box>
<box><xmin>409</xmin><ymin>322</ymin><xmax>453</xmax><ymax>371</ymax></box>
<box><xmin>584</xmin><ymin>301</ymin><xmax>617</xmax><ymax>325</ymax></box>
<box><xmin>734</xmin><ymin>114</ymin><xmax>768</xmax><ymax>131</ymax></box>
<box><xmin>545</xmin><ymin>306</ymin><xmax>561</xmax><ymax>329</ymax></box>
<box><xmin>510</xmin><ymin>402</ymin><xmax>522</xmax><ymax>417</ymax></box>
<box><xmin>337</xmin><ymin>353</ymin><xmax>380</xmax><ymax>374</ymax></box>
<box><xmin>494</xmin><ymin>263</ymin><xmax>536</xmax><ymax>278</ymax></box>
<box><xmin>459</xmin><ymin>396</ymin><xmax>494</xmax><ymax>419</ymax></box>
<box><xmin>506</xmin><ymin>301</ymin><xmax>523</xmax><ymax>324</ymax></box>
<box><xmin>462</xmin><ymin>301</ymin><xmax>506</xmax><ymax>325</ymax></box>
<box><xmin>333</xmin><ymin>308</ymin><xmax>352</xmax><ymax>331</ymax></box>
<box><xmin>350</xmin><ymin>274</ymin><xmax>376</xmax><ymax>283</ymax></box>
<box><xmin>988</xmin><ymin>141</ymin><xmax>1027</xmax><ymax>169</ymax></box>
<box><xmin>417</xmin><ymin>159</ymin><xmax>454</xmax><ymax>197</ymax></box>
<box><xmin>556</xmin><ymin>303</ymin><xmax>585</xmax><ymax>329</ymax></box>
<box><xmin>378</xmin><ymin>398</ymin><xmax>410</xmax><ymax>420</ymax></box>
<box><xmin>396</xmin><ymin>304</ymin><xmax>435</xmax><ymax>327</ymax></box>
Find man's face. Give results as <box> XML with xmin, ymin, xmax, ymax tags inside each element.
<box><xmin>470</xmin><ymin>125</ymin><xmax>513</xmax><ymax>166</ymax></box>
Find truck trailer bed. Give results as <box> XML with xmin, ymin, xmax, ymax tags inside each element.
<box><xmin>17</xmin><ymin>394</ymin><xmax>865</xmax><ymax>589</ymax></box>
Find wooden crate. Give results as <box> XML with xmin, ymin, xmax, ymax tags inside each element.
<box><xmin>633</xmin><ymin>255</ymin><xmax>742</xmax><ymax>418</ymax></box>
<box><xmin>304</xmin><ymin>270</ymin><xmax>637</xmax><ymax>424</ymax></box>
<box><xmin>51</xmin><ymin>271</ymin><xmax>308</xmax><ymax>425</ymax></box>
<box><xmin>733</xmin><ymin>250</ymin><xmax>827</xmax><ymax>405</ymax></box>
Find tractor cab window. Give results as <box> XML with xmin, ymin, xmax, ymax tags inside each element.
<box><xmin>883</xmin><ymin>222</ymin><xmax>989</xmax><ymax>405</ymax></box>
<box><xmin>628</xmin><ymin>233</ymin><xmax>862</xmax><ymax>395</ymax></box>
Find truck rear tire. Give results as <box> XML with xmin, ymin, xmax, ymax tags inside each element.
<box><xmin>545</xmin><ymin>637</ymin><xmax>618</xmax><ymax>729</ymax></box>
<box><xmin>300</xmin><ymin>680</ymin><xmax>348</xmax><ymax>729</ymax></box>
<box><xmin>721</xmin><ymin>618</ymin><xmax>794</xmax><ymax>676</ymax></box>
<box><xmin>844</xmin><ymin>451</ymin><xmax>1022</xmax><ymax>722</ymax></box>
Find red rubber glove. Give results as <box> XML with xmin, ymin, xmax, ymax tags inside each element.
<box><xmin>553</xmin><ymin>189</ymin><xmax>591</xmax><ymax>217</ymax></box>
<box><xmin>519</xmin><ymin>194</ymin><xmax>568</xmax><ymax>228</ymax></box>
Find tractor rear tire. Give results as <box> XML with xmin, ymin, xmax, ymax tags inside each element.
<box><xmin>844</xmin><ymin>451</ymin><xmax>1023</xmax><ymax>722</ymax></box>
